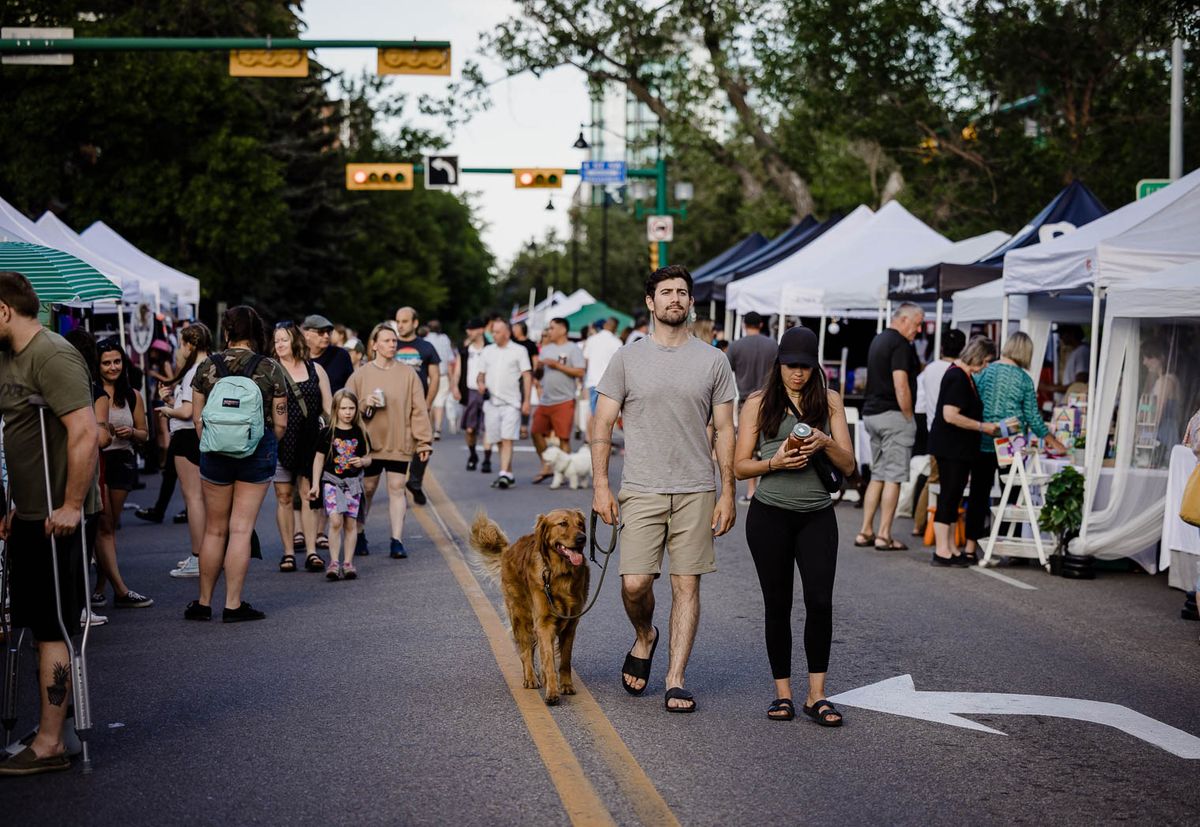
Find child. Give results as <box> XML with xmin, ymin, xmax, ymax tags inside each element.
<box><xmin>310</xmin><ymin>390</ymin><xmax>372</xmax><ymax>580</ymax></box>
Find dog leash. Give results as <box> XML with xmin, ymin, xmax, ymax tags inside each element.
<box><xmin>542</xmin><ymin>511</ymin><xmax>620</xmax><ymax>621</ymax></box>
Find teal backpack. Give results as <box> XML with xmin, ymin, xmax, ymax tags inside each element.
<box><xmin>199</xmin><ymin>354</ymin><xmax>265</xmax><ymax>458</ymax></box>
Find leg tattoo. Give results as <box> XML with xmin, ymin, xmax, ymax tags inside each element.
<box><xmin>48</xmin><ymin>662</ymin><xmax>70</xmax><ymax>706</ymax></box>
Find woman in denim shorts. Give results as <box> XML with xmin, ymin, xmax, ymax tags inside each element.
<box><xmin>185</xmin><ymin>306</ymin><xmax>290</xmax><ymax>623</ymax></box>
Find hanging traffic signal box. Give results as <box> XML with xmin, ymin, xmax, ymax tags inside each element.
<box><xmin>649</xmin><ymin>242</ymin><xmax>660</xmax><ymax>271</ymax></box>
<box><xmin>514</xmin><ymin>168</ymin><xmax>564</xmax><ymax>189</ymax></box>
<box><xmin>346</xmin><ymin>163</ymin><xmax>415</xmax><ymax>191</ymax></box>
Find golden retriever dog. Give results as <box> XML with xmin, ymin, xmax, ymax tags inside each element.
<box><xmin>469</xmin><ymin>509</ymin><xmax>589</xmax><ymax>706</ymax></box>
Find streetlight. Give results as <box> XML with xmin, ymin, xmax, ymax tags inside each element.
<box><xmin>545</xmin><ymin>196</ymin><xmax>555</xmax><ymax>211</ymax></box>
<box><xmin>573</xmin><ymin>127</ymin><xmax>589</xmax><ymax>150</ymax></box>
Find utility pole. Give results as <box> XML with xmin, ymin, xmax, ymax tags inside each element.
<box><xmin>1170</xmin><ymin>37</ymin><xmax>1184</xmax><ymax>180</ymax></box>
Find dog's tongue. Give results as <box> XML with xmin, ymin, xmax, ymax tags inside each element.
<box><xmin>564</xmin><ymin>547</ymin><xmax>584</xmax><ymax>567</ymax></box>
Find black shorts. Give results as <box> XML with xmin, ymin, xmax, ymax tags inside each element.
<box><xmin>363</xmin><ymin>458</ymin><xmax>409</xmax><ymax>478</ymax></box>
<box><xmin>170</xmin><ymin>428</ymin><xmax>201</xmax><ymax>466</ymax></box>
<box><xmin>102</xmin><ymin>449</ymin><xmax>137</xmax><ymax>491</ymax></box>
<box><xmin>9</xmin><ymin>516</ymin><xmax>98</xmax><ymax>643</ymax></box>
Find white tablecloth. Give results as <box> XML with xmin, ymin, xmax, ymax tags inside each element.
<box><xmin>1161</xmin><ymin>445</ymin><xmax>1200</xmax><ymax>572</ymax></box>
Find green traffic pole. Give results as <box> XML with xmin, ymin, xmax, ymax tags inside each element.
<box><xmin>656</xmin><ymin>157</ymin><xmax>669</xmax><ymax>267</ymax></box>
<box><xmin>0</xmin><ymin>37</ymin><xmax>450</xmax><ymax>53</ymax></box>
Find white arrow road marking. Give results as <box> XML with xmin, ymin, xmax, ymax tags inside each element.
<box><xmin>431</xmin><ymin>157</ymin><xmax>457</xmax><ymax>184</ymax></box>
<box><xmin>829</xmin><ymin>675</ymin><xmax>1200</xmax><ymax>759</ymax></box>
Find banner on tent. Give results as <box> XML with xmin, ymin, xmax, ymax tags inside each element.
<box><xmin>779</xmin><ymin>285</ymin><xmax>825</xmax><ymax>317</ymax></box>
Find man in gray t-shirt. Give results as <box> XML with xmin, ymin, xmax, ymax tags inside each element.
<box><xmin>726</xmin><ymin>311</ymin><xmax>777</xmax><ymax>401</ymax></box>
<box><xmin>532</xmin><ymin>317</ymin><xmax>585</xmax><ymax>482</ymax></box>
<box><xmin>592</xmin><ymin>265</ymin><xmax>736</xmax><ymax>713</ymax></box>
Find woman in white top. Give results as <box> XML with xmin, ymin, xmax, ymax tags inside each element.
<box><xmin>92</xmin><ymin>340</ymin><xmax>154</xmax><ymax>609</ymax></box>
<box><xmin>161</xmin><ymin>323</ymin><xmax>214</xmax><ymax>578</ymax></box>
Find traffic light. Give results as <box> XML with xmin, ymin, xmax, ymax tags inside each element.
<box><xmin>345</xmin><ymin>163</ymin><xmax>415</xmax><ymax>191</ymax></box>
<box><xmin>514</xmin><ymin>168</ymin><xmax>564</xmax><ymax>189</ymax></box>
<box><xmin>649</xmin><ymin>242</ymin><xmax>659</xmax><ymax>271</ymax></box>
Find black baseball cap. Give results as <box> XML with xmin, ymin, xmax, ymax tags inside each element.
<box><xmin>466</xmin><ymin>317</ymin><xmax>485</xmax><ymax>330</ymax></box>
<box><xmin>778</xmin><ymin>326</ymin><xmax>819</xmax><ymax>368</ymax></box>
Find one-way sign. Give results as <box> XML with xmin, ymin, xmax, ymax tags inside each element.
<box><xmin>425</xmin><ymin>155</ymin><xmax>459</xmax><ymax>188</ymax></box>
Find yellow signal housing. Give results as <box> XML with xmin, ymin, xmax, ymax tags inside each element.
<box><xmin>346</xmin><ymin>163</ymin><xmax>415</xmax><ymax>191</ymax></box>
<box><xmin>514</xmin><ymin>168</ymin><xmax>564</xmax><ymax>189</ymax></box>
<box><xmin>649</xmin><ymin>242</ymin><xmax>660</xmax><ymax>271</ymax></box>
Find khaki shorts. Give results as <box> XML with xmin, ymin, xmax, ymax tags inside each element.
<box><xmin>617</xmin><ymin>490</ymin><xmax>717</xmax><ymax>577</ymax></box>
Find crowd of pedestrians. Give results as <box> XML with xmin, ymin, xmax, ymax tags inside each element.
<box><xmin>3</xmin><ymin>255</ymin><xmax>1175</xmax><ymax>778</ymax></box>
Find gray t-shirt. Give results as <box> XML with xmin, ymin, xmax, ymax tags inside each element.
<box><xmin>538</xmin><ymin>341</ymin><xmax>584</xmax><ymax>406</ymax></box>
<box><xmin>597</xmin><ymin>336</ymin><xmax>736</xmax><ymax>494</ymax></box>
<box><xmin>727</xmin><ymin>332</ymin><xmax>778</xmax><ymax>399</ymax></box>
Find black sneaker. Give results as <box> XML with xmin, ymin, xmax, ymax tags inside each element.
<box><xmin>222</xmin><ymin>602</ymin><xmax>266</xmax><ymax>623</ymax></box>
<box><xmin>133</xmin><ymin>507</ymin><xmax>163</xmax><ymax>524</ymax></box>
<box><xmin>356</xmin><ymin>532</ymin><xmax>370</xmax><ymax>556</ymax></box>
<box><xmin>466</xmin><ymin>456</ymin><xmax>478</xmax><ymax>471</ymax></box>
<box><xmin>184</xmin><ymin>601</ymin><xmax>211</xmax><ymax>621</ymax></box>
<box><xmin>114</xmin><ymin>590</ymin><xmax>154</xmax><ymax>609</ymax></box>
<box><xmin>173</xmin><ymin>509</ymin><xmax>189</xmax><ymax>524</ymax></box>
<box><xmin>406</xmin><ymin>480</ymin><xmax>427</xmax><ymax>506</ymax></box>
<box><xmin>480</xmin><ymin>459</ymin><xmax>492</xmax><ymax>474</ymax></box>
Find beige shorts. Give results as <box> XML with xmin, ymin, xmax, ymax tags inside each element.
<box><xmin>617</xmin><ymin>490</ymin><xmax>717</xmax><ymax>577</ymax></box>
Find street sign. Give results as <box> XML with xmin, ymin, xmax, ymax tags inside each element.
<box><xmin>425</xmin><ymin>155</ymin><xmax>459</xmax><ymax>188</ymax></box>
<box><xmin>1</xmin><ymin>27</ymin><xmax>73</xmax><ymax>65</ymax></box>
<box><xmin>1136</xmin><ymin>178</ymin><xmax>1170</xmax><ymax>199</ymax></box>
<box><xmin>646</xmin><ymin>215</ymin><xmax>674</xmax><ymax>243</ymax></box>
<box><xmin>581</xmin><ymin>160</ymin><xmax>627</xmax><ymax>185</ymax></box>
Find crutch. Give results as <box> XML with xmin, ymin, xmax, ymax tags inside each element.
<box><xmin>1</xmin><ymin>426</ymin><xmax>25</xmax><ymax>750</ymax></box>
<box><xmin>31</xmin><ymin>395</ymin><xmax>94</xmax><ymax>773</ymax></box>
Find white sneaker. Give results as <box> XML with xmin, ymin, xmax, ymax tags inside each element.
<box><xmin>170</xmin><ymin>556</ymin><xmax>200</xmax><ymax>578</ymax></box>
<box><xmin>80</xmin><ymin>608</ymin><xmax>108</xmax><ymax>627</ymax></box>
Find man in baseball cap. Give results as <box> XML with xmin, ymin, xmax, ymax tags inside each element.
<box><xmin>453</xmin><ymin>318</ymin><xmax>491</xmax><ymax>471</ymax></box>
<box><xmin>302</xmin><ymin>313</ymin><xmax>353</xmax><ymax>392</ymax></box>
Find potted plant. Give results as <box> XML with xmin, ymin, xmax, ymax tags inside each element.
<box><xmin>1071</xmin><ymin>432</ymin><xmax>1087</xmax><ymax>467</ymax></box>
<box><xmin>1039</xmin><ymin>467</ymin><xmax>1092</xmax><ymax>578</ymax></box>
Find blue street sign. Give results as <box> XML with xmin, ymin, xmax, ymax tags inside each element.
<box><xmin>581</xmin><ymin>160</ymin><xmax>627</xmax><ymax>185</ymax></box>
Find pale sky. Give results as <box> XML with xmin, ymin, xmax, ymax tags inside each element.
<box><xmin>302</xmin><ymin>0</ymin><xmax>591</xmax><ymax>268</ymax></box>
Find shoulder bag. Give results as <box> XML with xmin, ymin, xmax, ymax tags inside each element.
<box><xmin>1181</xmin><ymin>464</ymin><xmax>1200</xmax><ymax>527</ymax></box>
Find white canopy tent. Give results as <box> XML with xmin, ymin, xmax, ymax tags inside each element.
<box><xmin>1003</xmin><ymin>169</ymin><xmax>1200</xmax><ymax>563</ymax></box>
<box><xmin>1004</xmin><ymin>167</ymin><xmax>1200</xmax><ymax>296</ymax></box>
<box><xmin>521</xmin><ymin>288</ymin><xmax>598</xmax><ymax>335</ymax></box>
<box><xmin>725</xmin><ymin>205</ymin><xmax>876</xmax><ymax>316</ymax></box>
<box><xmin>81</xmin><ymin>221</ymin><xmax>201</xmax><ymax>317</ymax></box>
<box><xmin>35</xmin><ymin>213</ymin><xmax>161</xmax><ymax>306</ymax></box>
<box><xmin>0</xmin><ymin>196</ymin><xmax>47</xmax><ymax>245</ymax></box>
<box><xmin>1073</xmin><ymin>259</ymin><xmax>1200</xmax><ymax>570</ymax></box>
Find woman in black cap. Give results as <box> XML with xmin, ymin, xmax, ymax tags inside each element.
<box><xmin>735</xmin><ymin>325</ymin><xmax>856</xmax><ymax>726</ymax></box>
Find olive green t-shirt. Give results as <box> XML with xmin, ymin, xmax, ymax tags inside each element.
<box><xmin>0</xmin><ymin>329</ymin><xmax>102</xmax><ymax>519</ymax></box>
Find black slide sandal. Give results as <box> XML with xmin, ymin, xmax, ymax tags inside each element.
<box><xmin>664</xmin><ymin>687</ymin><xmax>696</xmax><ymax>713</ymax></box>
<box><xmin>767</xmin><ymin>698</ymin><xmax>795</xmax><ymax>721</ymax></box>
<box><xmin>803</xmin><ymin>699</ymin><xmax>844</xmax><ymax>727</ymax></box>
<box><xmin>621</xmin><ymin>626</ymin><xmax>659</xmax><ymax>696</ymax></box>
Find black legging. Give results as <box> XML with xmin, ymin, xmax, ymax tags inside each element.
<box><xmin>936</xmin><ymin>452</ymin><xmax>999</xmax><ymax>541</ymax></box>
<box><xmin>151</xmin><ymin>439</ymin><xmax>179</xmax><ymax>517</ymax></box>
<box><xmin>745</xmin><ymin>500</ymin><xmax>838</xmax><ymax>677</ymax></box>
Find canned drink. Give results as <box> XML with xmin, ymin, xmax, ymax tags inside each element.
<box><xmin>373</xmin><ymin>388</ymin><xmax>386</xmax><ymax>408</ymax></box>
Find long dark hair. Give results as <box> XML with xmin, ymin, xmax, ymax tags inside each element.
<box><xmin>64</xmin><ymin>328</ymin><xmax>100</xmax><ymax>385</ymax></box>
<box><xmin>756</xmin><ymin>359</ymin><xmax>829</xmax><ymax>439</ymax></box>
<box><xmin>221</xmin><ymin>305</ymin><xmax>267</xmax><ymax>354</ymax></box>
<box><xmin>173</xmin><ymin>322</ymin><xmax>213</xmax><ymax>385</ymax></box>
<box><xmin>97</xmin><ymin>340</ymin><xmax>137</xmax><ymax>410</ymax></box>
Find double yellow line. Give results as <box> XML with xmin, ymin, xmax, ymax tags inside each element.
<box><xmin>413</xmin><ymin>475</ymin><xmax>680</xmax><ymax>827</ymax></box>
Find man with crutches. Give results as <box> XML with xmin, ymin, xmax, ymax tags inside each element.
<box><xmin>0</xmin><ymin>271</ymin><xmax>101</xmax><ymax>777</ymax></box>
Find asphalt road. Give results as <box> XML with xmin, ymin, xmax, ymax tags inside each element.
<box><xmin>3</xmin><ymin>439</ymin><xmax>1199</xmax><ymax>825</ymax></box>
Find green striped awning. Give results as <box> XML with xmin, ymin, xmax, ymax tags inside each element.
<box><xmin>0</xmin><ymin>240</ymin><xmax>123</xmax><ymax>303</ymax></box>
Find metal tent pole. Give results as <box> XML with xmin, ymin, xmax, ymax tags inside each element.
<box><xmin>934</xmin><ymin>298</ymin><xmax>944</xmax><ymax>359</ymax></box>
<box><xmin>818</xmin><ymin>314</ymin><xmax>827</xmax><ymax>364</ymax></box>
<box><xmin>1077</xmin><ymin>284</ymin><xmax>1104</xmax><ymax>551</ymax></box>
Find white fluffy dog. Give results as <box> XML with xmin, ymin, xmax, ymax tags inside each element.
<box><xmin>540</xmin><ymin>445</ymin><xmax>593</xmax><ymax>490</ymax></box>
